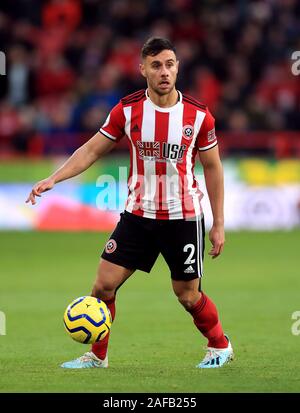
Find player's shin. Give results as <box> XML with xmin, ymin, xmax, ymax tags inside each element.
<box><xmin>91</xmin><ymin>296</ymin><xmax>116</xmax><ymax>360</ymax></box>
<box><xmin>187</xmin><ymin>292</ymin><xmax>228</xmax><ymax>348</ymax></box>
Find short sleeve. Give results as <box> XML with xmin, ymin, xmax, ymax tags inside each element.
<box><xmin>197</xmin><ymin>109</ymin><xmax>218</xmax><ymax>151</ymax></box>
<box><xmin>100</xmin><ymin>102</ymin><xmax>125</xmax><ymax>143</ymax></box>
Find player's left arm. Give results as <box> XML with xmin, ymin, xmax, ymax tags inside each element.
<box><xmin>198</xmin><ymin>145</ymin><xmax>224</xmax><ymax>259</ymax></box>
<box><xmin>197</xmin><ymin>108</ymin><xmax>224</xmax><ymax>259</ymax></box>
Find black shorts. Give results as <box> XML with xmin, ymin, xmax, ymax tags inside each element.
<box><xmin>101</xmin><ymin>211</ymin><xmax>205</xmax><ymax>281</ymax></box>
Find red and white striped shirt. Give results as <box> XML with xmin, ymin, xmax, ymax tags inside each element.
<box><xmin>100</xmin><ymin>89</ymin><xmax>218</xmax><ymax>220</ymax></box>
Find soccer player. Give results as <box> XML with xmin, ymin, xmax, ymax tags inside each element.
<box><xmin>26</xmin><ymin>37</ymin><xmax>234</xmax><ymax>369</ymax></box>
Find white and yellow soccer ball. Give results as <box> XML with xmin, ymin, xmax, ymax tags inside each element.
<box><xmin>63</xmin><ymin>296</ymin><xmax>112</xmax><ymax>344</ymax></box>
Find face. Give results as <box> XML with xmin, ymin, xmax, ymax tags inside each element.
<box><xmin>140</xmin><ymin>49</ymin><xmax>179</xmax><ymax>96</ymax></box>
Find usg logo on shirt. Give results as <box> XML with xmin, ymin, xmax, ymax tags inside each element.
<box><xmin>137</xmin><ymin>141</ymin><xmax>186</xmax><ymax>163</ymax></box>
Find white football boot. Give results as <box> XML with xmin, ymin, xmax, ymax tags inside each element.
<box><xmin>61</xmin><ymin>352</ymin><xmax>108</xmax><ymax>369</ymax></box>
<box><xmin>196</xmin><ymin>335</ymin><xmax>234</xmax><ymax>369</ymax></box>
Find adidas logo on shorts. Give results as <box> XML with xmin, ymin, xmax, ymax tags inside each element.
<box><xmin>184</xmin><ymin>265</ymin><xmax>195</xmax><ymax>274</ymax></box>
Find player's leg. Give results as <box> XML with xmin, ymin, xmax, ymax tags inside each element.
<box><xmin>92</xmin><ymin>258</ymin><xmax>134</xmax><ymax>300</ymax></box>
<box><xmin>61</xmin><ymin>259</ymin><xmax>135</xmax><ymax>369</ymax></box>
<box><xmin>159</xmin><ymin>215</ymin><xmax>233</xmax><ymax>368</ymax></box>
<box><xmin>171</xmin><ymin>279</ymin><xmax>233</xmax><ymax>368</ymax></box>
<box><xmin>90</xmin><ymin>258</ymin><xmax>135</xmax><ymax>361</ymax></box>
<box><xmin>89</xmin><ymin>213</ymin><xmax>159</xmax><ymax>365</ymax></box>
<box><xmin>172</xmin><ymin>278</ymin><xmax>228</xmax><ymax>348</ymax></box>
<box><xmin>61</xmin><ymin>211</ymin><xmax>159</xmax><ymax>368</ymax></box>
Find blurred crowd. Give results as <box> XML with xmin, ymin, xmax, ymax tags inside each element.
<box><xmin>0</xmin><ymin>0</ymin><xmax>299</xmax><ymax>156</ymax></box>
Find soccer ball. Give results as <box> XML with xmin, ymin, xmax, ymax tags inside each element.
<box><xmin>63</xmin><ymin>296</ymin><xmax>112</xmax><ymax>344</ymax></box>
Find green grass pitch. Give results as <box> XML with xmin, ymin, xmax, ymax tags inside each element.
<box><xmin>0</xmin><ymin>230</ymin><xmax>299</xmax><ymax>393</ymax></box>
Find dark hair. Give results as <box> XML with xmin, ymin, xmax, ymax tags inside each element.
<box><xmin>141</xmin><ymin>37</ymin><xmax>176</xmax><ymax>59</ymax></box>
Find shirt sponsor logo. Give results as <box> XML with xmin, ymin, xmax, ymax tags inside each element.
<box><xmin>136</xmin><ymin>141</ymin><xmax>186</xmax><ymax>163</ymax></box>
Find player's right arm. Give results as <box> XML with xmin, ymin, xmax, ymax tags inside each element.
<box><xmin>26</xmin><ymin>132</ymin><xmax>116</xmax><ymax>205</ymax></box>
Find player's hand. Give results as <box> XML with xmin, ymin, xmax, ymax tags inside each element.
<box><xmin>208</xmin><ymin>224</ymin><xmax>225</xmax><ymax>259</ymax></box>
<box><xmin>25</xmin><ymin>177</ymin><xmax>55</xmax><ymax>205</ymax></box>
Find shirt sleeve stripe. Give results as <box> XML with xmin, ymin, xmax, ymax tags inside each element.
<box><xmin>198</xmin><ymin>141</ymin><xmax>218</xmax><ymax>151</ymax></box>
<box><xmin>99</xmin><ymin>128</ymin><xmax>117</xmax><ymax>141</ymax></box>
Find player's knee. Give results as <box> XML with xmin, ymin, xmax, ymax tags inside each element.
<box><xmin>92</xmin><ymin>278</ymin><xmax>116</xmax><ymax>300</ymax></box>
<box><xmin>177</xmin><ymin>294</ymin><xmax>198</xmax><ymax>311</ymax></box>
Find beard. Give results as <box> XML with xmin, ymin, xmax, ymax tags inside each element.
<box><xmin>150</xmin><ymin>81</ymin><xmax>176</xmax><ymax>96</ymax></box>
